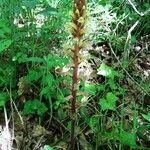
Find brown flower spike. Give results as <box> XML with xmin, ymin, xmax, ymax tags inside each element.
<box><xmin>70</xmin><ymin>0</ymin><xmax>87</xmax><ymax>149</ymax></box>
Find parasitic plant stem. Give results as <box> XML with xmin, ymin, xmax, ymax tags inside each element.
<box><xmin>70</xmin><ymin>0</ymin><xmax>87</xmax><ymax>149</ymax></box>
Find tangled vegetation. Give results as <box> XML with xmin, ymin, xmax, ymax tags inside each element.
<box><xmin>0</xmin><ymin>0</ymin><xmax>150</xmax><ymax>150</ymax></box>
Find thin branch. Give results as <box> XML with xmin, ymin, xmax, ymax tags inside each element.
<box><xmin>127</xmin><ymin>0</ymin><xmax>144</xmax><ymax>16</ymax></box>
<box><xmin>109</xmin><ymin>43</ymin><xmax>150</xmax><ymax>97</ymax></box>
<box><xmin>125</xmin><ymin>20</ymin><xmax>139</xmax><ymax>45</ymax></box>
<box><xmin>127</xmin><ymin>0</ymin><xmax>150</xmax><ymax>17</ymax></box>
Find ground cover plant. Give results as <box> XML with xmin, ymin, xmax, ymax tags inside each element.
<box><xmin>0</xmin><ymin>0</ymin><xmax>150</xmax><ymax>150</ymax></box>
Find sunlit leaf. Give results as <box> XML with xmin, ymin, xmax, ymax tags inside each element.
<box><xmin>42</xmin><ymin>145</ymin><xmax>54</xmax><ymax>150</ymax></box>
<box><xmin>97</xmin><ymin>63</ymin><xmax>118</xmax><ymax>78</ymax></box>
<box><xmin>99</xmin><ymin>92</ymin><xmax>118</xmax><ymax>111</ymax></box>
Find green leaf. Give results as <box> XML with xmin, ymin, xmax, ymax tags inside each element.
<box><xmin>40</xmin><ymin>86</ymin><xmax>50</xmax><ymax>96</ymax></box>
<box><xmin>97</xmin><ymin>63</ymin><xmax>118</xmax><ymax>78</ymax></box>
<box><xmin>22</xmin><ymin>0</ymin><xmax>39</xmax><ymax>9</ymax></box>
<box><xmin>26</xmin><ymin>70</ymin><xmax>42</xmax><ymax>82</ymax></box>
<box><xmin>42</xmin><ymin>74</ymin><xmax>54</xmax><ymax>87</ymax></box>
<box><xmin>42</xmin><ymin>145</ymin><xmax>54</xmax><ymax>150</ymax></box>
<box><xmin>0</xmin><ymin>39</ymin><xmax>12</xmax><ymax>53</ymax></box>
<box><xmin>108</xmin><ymin>79</ymin><xmax>117</xmax><ymax>90</ymax></box>
<box><xmin>119</xmin><ymin>131</ymin><xmax>137</xmax><ymax>148</ymax></box>
<box><xmin>137</xmin><ymin>125</ymin><xmax>150</xmax><ymax>141</ymax></box>
<box><xmin>26</xmin><ymin>57</ymin><xmax>43</xmax><ymax>63</ymax></box>
<box><xmin>0</xmin><ymin>92</ymin><xmax>9</xmax><ymax>107</ymax></box>
<box><xmin>99</xmin><ymin>92</ymin><xmax>118</xmax><ymax>111</ymax></box>
<box><xmin>122</xmin><ymin>60</ymin><xmax>129</xmax><ymax>69</ymax></box>
<box><xmin>0</xmin><ymin>21</ymin><xmax>11</xmax><ymax>37</ymax></box>
<box><xmin>37</xmin><ymin>7</ymin><xmax>58</xmax><ymax>16</ymax></box>
<box><xmin>44</xmin><ymin>54</ymin><xmax>68</xmax><ymax>69</ymax></box>
<box><xmin>84</xmin><ymin>83</ymin><xmax>97</xmax><ymax>95</ymax></box>
<box><xmin>23</xmin><ymin>99</ymin><xmax>48</xmax><ymax>116</ymax></box>
<box><xmin>141</xmin><ymin>112</ymin><xmax>150</xmax><ymax>122</ymax></box>
<box><xmin>101</xmin><ymin>129</ymin><xmax>119</xmax><ymax>141</ymax></box>
<box><xmin>88</xmin><ymin>116</ymin><xmax>99</xmax><ymax>131</ymax></box>
<box><xmin>57</xmin><ymin>107</ymin><xmax>66</xmax><ymax>120</ymax></box>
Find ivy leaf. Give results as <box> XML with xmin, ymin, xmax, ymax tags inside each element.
<box><xmin>119</xmin><ymin>131</ymin><xmax>137</xmax><ymax>148</ymax></box>
<box><xmin>99</xmin><ymin>92</ymin><xmax>118</xmax><ymax>111</ymax></box>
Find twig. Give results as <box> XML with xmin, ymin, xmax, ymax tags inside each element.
<box><xmin>127</xmin><ymin>0</ymin><xmax>150</xmax><ymax>17</ymax></box>
<box><xmin>113</xmin><ymin>14</ymin><xmax>129</xmax><ymax>33</ymax></box>
<box><xmin>125</xmin><ymin>20</ymin><xmax>139</xmax><ymax>45</ymax></box>
<box><xmin>109</xmin><ymin>43</ymin><xmax>150</xmax><ymax>97</ymax></box>
<box><xmin>127</xmin><ymin>0</ymin><xmax>144</xmax><ymax>16</ymax></box>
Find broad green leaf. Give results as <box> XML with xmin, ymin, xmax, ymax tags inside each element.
<box><xmin>97</xmin><ymin>63</ymin><xmax>118</xmax><ymax>78</ymax></box>
<box><xmin>141</xmin><ymin>112</ymin><xmax>150</xmax><ymax>122</ymax></box>
<box><xmin>99</xmin><ymin>92</ymin><xmax>118</xmax><ymax>111</ymax></box>
<box><xmin>84</xmin><ymin>83</ymin><xmax>97</xmax><ymax>95</ymax></box>
<box><xmin>119</xmin><ymin>131</ymin><xmax>137</xmax><ymax>148</ymax></box>
<box><xmin>0</xmin><ymin>39</ymin><xmax>12</xmax><ymax>53</ymax></box>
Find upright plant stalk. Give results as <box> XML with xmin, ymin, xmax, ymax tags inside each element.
<box><xmin>70</xmin><ymin>0</ymin><xmax>87</xmax><ymax>149</ymax></box>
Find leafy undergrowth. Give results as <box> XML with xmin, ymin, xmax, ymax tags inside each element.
<box><xmin>0</xmin><ymin>0</ymin><xmax>150</xmax><ymax>150</ymax></box>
